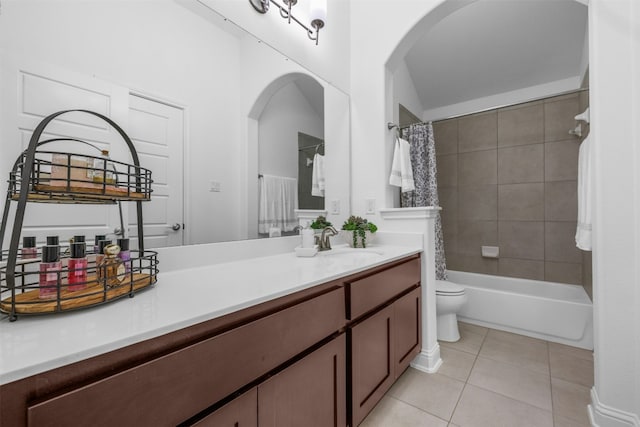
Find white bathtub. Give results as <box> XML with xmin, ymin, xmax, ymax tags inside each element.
<box><xmin>449</xmin><ymin>270</ymin><xmax>593</xmax><ymax>349</ymax></box>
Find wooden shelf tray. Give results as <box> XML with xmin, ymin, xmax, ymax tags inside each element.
<box><xmin>25</xmin><ymin>184</ymin><xmax>150</xmax><ymax>202</ymax></box>
<box><xmin>1</xmin><ymin>273</ymin><xmax>156</xmax><ymax>315</ymax></box>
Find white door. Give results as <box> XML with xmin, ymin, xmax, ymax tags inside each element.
<box><xmin>126</xmin><ymin>94</ymin><xmax>184</xmax><ymax>249</ymax></box>
<box><xmin>0</xmin><ymin>55</ymin><xmax>129</xmax><ymax>248</ymax></box>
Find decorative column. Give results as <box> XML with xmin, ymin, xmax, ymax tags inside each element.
<box><xmin>379</xmin><ymin>206</ymin><xmax>442</xmax><ymax>373</ymax></box>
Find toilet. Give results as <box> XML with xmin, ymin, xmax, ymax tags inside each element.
<box><xmin>436</xmin><ymin>280</ymin><xmax>468</xmax><ymax>342</ymax></box>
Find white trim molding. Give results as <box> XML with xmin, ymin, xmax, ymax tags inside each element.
<box><xmin>411</xmin><ymin>342</ymin><xmax>442</xmax><ymax>373</ymax></box>
<box><xmin>589</xmin><ymin>387</ymin><xmax>640</xmax><ymax>427</ymax></box>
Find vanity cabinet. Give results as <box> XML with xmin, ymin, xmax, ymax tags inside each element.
<box><xmin>347</xmin><ymin>257</ymin><xmax>421</xmax><ymax>427</ymax></box>
<box><xmin>0</xmin><ymin>253</ymin><xmax>421</xmax><ymax>427</ymax></box>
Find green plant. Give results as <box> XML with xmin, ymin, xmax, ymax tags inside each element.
<box><xmin>341</xmin><ymin>216</ymin><xmax>377</xmax><ymax>248</ymax></box>
<box><xmin>310</xmin><ymin>215</ymin><xmax>332</xmax><ymax>230</ymax></box>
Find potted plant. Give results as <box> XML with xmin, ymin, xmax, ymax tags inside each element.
<box><xmin>341</xmin><ymin>215</ymin><xmax>378</xmax><ymax>248</ymax></box>
<box><xmin>310</xmin><ymin>215</ymin><xmax>332</xmax><ymax>233</ymax></box>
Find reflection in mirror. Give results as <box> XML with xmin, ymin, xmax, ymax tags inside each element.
<box><xmin>0</xmin><ymin>0</ymin><xmax>345</xmax><ymax>249</ymax></box>
<box><xmin>254</xmin><ymin>74</ymin><xmax>324</xmax><ymax>238</ymax></box>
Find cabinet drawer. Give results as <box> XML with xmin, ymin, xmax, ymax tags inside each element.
<box><xmin>27</xmin><ymin>287</ymin><xmax>345</xmax><ymax>427</ymax></box>
<box><xmin>193</xmin><ymin>388</ymin><xmax>257</xmax><ymax>427</ymax></box>
<box><xmin>348</xmin><ymin>257</ymin><xmax>420</xmax><ymax>320</ymax></box>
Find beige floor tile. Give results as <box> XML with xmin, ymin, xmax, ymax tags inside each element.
<box><xmin>479</xmin><ymin>329</ymin><xmax>549</xmax><ymax>375</ymax></box>
<box><xmin>554</xmin><ymin>414</ymin><xmax>591</xmax><ymax>427</ymax></box>
<box><xmin>388</xmin><ymin>368</ymin><xmax>465</xmax><ymax>421</ymax></box>
<box><xmin>458</xmin><ymin>322</ymin><xmax>489</xmax><ymax>338</ymax></box>
<box><xmin>549</xmin><ymin>342</ymin><xmax>593</xmax><ymax>362</ymax></box>
<box><xmin>468</xmin><ymin>357</ymin><xmax>552</xmax><ymax>410</ymax></box>
<box><xmin>451</xmin><ymin>384</ymin><xmax>553</xmax><ymax>427</ymax></box>
<box><xmin>440</xmin><ymin>326</ymin><xmax>486</xmax><ymax>356</ymax></box>
<box><xmin>359</xmin><ymin>396</ymin><xmax>448</xmax><ymax>427</ymax></box>
<box><xmin>439</xmin><ymin>346</ymin><xmax>477</xmax><ymax>382</ymax></box>
<box><xmin>551</xmin><ymin>377</ymin><xmax>591</xmax><ymax>425</ymax></box>
<box><xmin>550</xmin><ymin>350</ymin><xmax>594</xmax><ymax>387</ymax></box>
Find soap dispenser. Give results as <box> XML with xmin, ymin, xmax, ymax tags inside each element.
<box><xmin>301</xmin><ymin>221</ymin><xmax>315</xmax><ymax>248</ymax></box>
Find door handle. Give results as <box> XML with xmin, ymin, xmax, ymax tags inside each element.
<box><xmin>170</xmin><ymin>223</ymin><xmax>182</xmax><ymax>231</ymax></box>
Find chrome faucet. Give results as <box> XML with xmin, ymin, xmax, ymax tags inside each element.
<box><xmin>318</xmin><ymin>226</ymin><xmax>338</xmax><ymax>251</ymax></box>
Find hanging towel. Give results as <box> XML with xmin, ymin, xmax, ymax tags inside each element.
<box><xmin>389</xmin><ymin>137</ymin><xmax>415</xmax><ymax>192</ymax></box>
<box><xmin>311</xmin><ymin>153</ymin><xmax>325</xmax><ymax>197</ymax></box>
<box><xmin>258</xmin><ymin>174</ymin><xmax>299</xmax><ymax>234</ymax></box>
<box><xmin>575</xmin><ymin>135</ymin><xmax>593</xmax><ymax>251</ymax></box>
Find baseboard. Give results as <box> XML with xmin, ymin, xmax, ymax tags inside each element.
<box><xmin>589</xmin><ymin>387</ymin><xmax>640</xmax><ymax>427</ymax></box>
<box><xmin>410</xmin><ymin>343</ymin><xmax>442</xmax><ymax>373</ymax></box>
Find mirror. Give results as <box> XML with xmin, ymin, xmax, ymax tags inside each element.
<box><xmin>0</xmin><ymin>0</ymin><xmax>350</xmax><ymax>248</ymax></box>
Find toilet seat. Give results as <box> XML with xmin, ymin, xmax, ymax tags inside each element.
<box><xmin>436</xmin><ymin>280</ymin><xmax>465</xmax><ymax>296</ymax></box>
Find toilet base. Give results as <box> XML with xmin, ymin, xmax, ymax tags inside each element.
<box><xmin>437</xmin><ymin>313</ymin><xmax>461</xmax><ymax>342</ymax></box>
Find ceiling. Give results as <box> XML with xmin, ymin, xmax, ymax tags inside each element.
<box><xmin>404</xmin><ymin>0</ymin><xmax>588</xmax><ymax>113</ymax></box>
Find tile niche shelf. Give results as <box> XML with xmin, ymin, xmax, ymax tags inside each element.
<box><xmin>0</xmin><ymin>109</ymin><xmax>158</xmax><ymax>321</ymax></box>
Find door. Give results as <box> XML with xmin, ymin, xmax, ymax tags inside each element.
<box><xmin>126</xmin><ymin>94</ymin><xmax>184</xmax><ymax>248</ymax></box>
<box><xmin>0</xmin><ymin>55</ymin><xmax>128</xmax><ymax>248</ymax></box>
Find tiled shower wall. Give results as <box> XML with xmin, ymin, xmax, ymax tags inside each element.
<box><xmin>434</xmin><ymin>92</ymin><xmax>588</xmax><ymax>286</ymax></box>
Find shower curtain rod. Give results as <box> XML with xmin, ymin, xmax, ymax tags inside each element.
<box><xmin>388</xmin><ymin>87</ymin><xmax>590</xmax><ymax>132</ymax></box>
<box><xmin>298</xmin><ymin>142</ymin><xmax>324</xmax><ymax>151</ymax></box>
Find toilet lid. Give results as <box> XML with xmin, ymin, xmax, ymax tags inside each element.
<box><xmin>436</xmin><ymin>280</ymin><xmax>465</xmax><ymax>295</ymax></box>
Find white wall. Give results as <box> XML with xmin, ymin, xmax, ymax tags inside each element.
<box><xmin>0</xmin><ymin>0</ymin><xmax>243</xmax><ymax>245</ymax></box>
<box><xmin>198</xmin><ymin>0</ymin><xmax>351</xmax><ymax>93</ymax></box>
<box><xmin>258</xmin><ymin>81</ymin><xmax>323</xmax><ymax>178</ymax></box>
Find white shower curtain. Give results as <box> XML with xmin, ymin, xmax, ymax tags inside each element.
<box><xmin>401</xmin><ymin>122</ymin><xmax>448</xmax><ymax>280</ymax></box>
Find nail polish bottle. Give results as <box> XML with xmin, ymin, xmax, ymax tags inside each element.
<box><xmin>95</xmin><ymin>239</ymin><xmax>111</xmax><ymax>283</ymax></box>
<box><xmin>39</xmin><ymin>245</ymin><xmax>61</xmax><ymax>299</ymax></box>
<box><xmin>72</xmin><ymin>235</ymin><xmax>85</xmax><ymax>244</ymax></box>
<box><xmin>117</xmin><ymin>238</ymin><xmax>131</xmax><ymax>274</ymax></box>
<box><xmin>46</xmin><ymin>236</ymin><xmax>59</xmax><ymax>246</ymax></box>
<box><xmin>68</xmin><ymin>242</ymin><xmax>87</xmax><ymax>291</ymax></box>
<box><xmin>21</xmin><ymin>236</ymin><xmax>37</xmax><ymax>259</ymax></box>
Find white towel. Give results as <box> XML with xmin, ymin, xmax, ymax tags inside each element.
<box><xmin>389</xmin><ymin>137</ymin><xmax>415</xmax><ymax>192</ymax></box>
<box><xmin>575</xmin><ymin>135</ymin><xmax>592</xmax><ymax>251</ymax></box>
<box><xmin>258</xmin><ymin>174</ymin><xmax>299</xmax><ymax>234</ymax></box>
<box><xmin>311</xmin><ymin>153</ymin><xmax>325</xmax><ymax>197</ymax></box>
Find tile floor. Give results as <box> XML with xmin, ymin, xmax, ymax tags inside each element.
<box><xmin>360</xmin><ymin>322</ymin><xmax>593</xmax><ymax>427</ymax></box>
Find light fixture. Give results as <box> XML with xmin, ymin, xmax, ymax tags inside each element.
<box><xmin>249</xmin><ymin>0</ymin><xmax>327</xmax><ymax>45</ymax></box>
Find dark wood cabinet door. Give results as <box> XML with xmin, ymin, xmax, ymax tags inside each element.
<box><xmin>394</xmin><ymin>286</ymin><xmax>421</xmax><ymax>378</ymax></box>
<box><xmin>193</xmin><ymin>388</ymin><xmax>257</xmax><ymax>427</ymax></box>
<box><xmin>258</xmin><ymin>334</ymin><xmax>346</xmax><ymax>427</ymax></box>
<box><xmin>350</xmin><ymin>305</ymin><xmax>395</xmax><ymax>427</ymax></box>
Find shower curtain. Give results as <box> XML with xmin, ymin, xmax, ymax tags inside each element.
<box><xmin>401</xmin><ymin>122</ymin><xmax>447</xmax><ymax>280</ymax></box>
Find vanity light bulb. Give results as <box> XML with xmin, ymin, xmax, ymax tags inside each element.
<box><xmin>309</xmin><ymin>0</ymin><xmax>327</xmax><ymax>27</ymax></box>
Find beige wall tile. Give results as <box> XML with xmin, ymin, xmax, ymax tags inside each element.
<box><xmin>434</xmin><ymin>119</ymin><xmax>458</xmax><ymax>155</ymax></box>
<box><xmin>452</xmin><ymin>385</ymin><xmax>553</xmax><ymax>427</ymax></box>
<box><xmin>498</xmin><ymin>144</ymin><xmax>544</xmax><ymax>184</ymax></box>
<box><xmin>457</xmin><ymin>220</ymin><xmax>498</xmax><ymax>256</ymax></box>
<box><xmin>498</xmin><ymin>258</ymin><xmax>545</xmax><ymax>281</ymax></box>
<box><xmin>458</xmin><ymin>111</ymin><xmax>497</xmax><ymax>153</ymax></box>
<box><xmin>458</xmin><ymin>186</ymin><xmax>497</xmax><ymax>221</ymax></box>
<box><xmin>498</xmin><ymin>183</ymin><xmax>544</xmax><ymax>221</ymax></box>
<box><xmin>437</xmin><ymin>154</ymin><xmax>458</xmax><ymax>187</ymax></box>
<box><xmin>544</xmin><ymin>95</ymin><xmax>580</xmax><ymax>142</ymax></box>
<box><xmin>498</xmin><ymin>103</ymin><xmax>544</xmax><ymax>147</ymax></box>
<box><xmin>545</xmin><ymin>222</ymin><xmax>582</xmax><ymax>263</ymax></box>
<box><xmin>545</xmin><ymin>262</ymin><xmax>582</xmax><ymax>285</ymax></box>
<box><xmin>498</xmin><ymin>221</ymin><xmax>545</xmax><ymax>260</ymax></box>
<box><xmin>451</xmin><ymin>254</ymin><xmax>499</xmax><ymax>275</ymax></box>
<box><xmin>442</xmin><ymin>219</ymin><xmax>458</xmax><ymax>255</ymax></box>
<box><xmin>458</xmin><ymin>150</ymin><xmax>497</xmax><ymax>186</ymax></box>
<box><xmin>545</xmin><ymin>181</ymin><xmax>577</xmax><ymax>221</ymax></box>
<box><xmin>545</xmin><ymin>140</ymin><xmax>579</xmax><ymax>181</ymax></box>
<box><xmin>439</xmin><ymin>187</ymin><xmax>457</xmax><ymax>219</ymax></box>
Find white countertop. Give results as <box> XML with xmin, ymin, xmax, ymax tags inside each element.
<box><xmin>0</xmin><ymin>244</ymin><xmax>421</xmax><ymax>384</ymax></box>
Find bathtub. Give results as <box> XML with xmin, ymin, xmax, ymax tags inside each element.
<box><xmin>449</xmin><ymin>270</ymin><xmax>593</xmax><ymax>349</ymax></box>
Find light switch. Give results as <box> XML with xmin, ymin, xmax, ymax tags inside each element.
<box><xmin>365</xmin><ymin>198</ymin><xmax>376</xmax><ymax>214</ymax></box>
<box><xmin>209</xmin><ymin>181</ymin><xmax>221</xmax><ymax>192</ymax></box>
<box><xmin>331</xmin><ymin>200</ymin><xmax>340</xmax><ymax>215</ymax></box>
